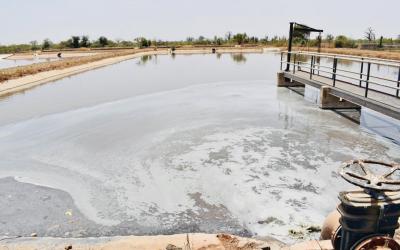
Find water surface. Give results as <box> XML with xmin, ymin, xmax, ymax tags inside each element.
<box><xmin>0</xmin><ymin>53</ymin><xmax>399</xmax><ymax>242</ymax></box>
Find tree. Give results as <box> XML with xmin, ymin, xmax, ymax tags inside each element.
<box><xmin>135</xmin><ymin>37</ymin><xmax>150</xmax><ymax>48</ymax></box>
<box><xmin>120</xmin><ymin>40</ymin><xmax>134</xmax><ymax>47</ymax></box>
<box><xmin>194</xmin><ymin>36</ymin><xmax>208</xmax><ymax>45</ymax></box>
<box><xmin>71</xmin><ymin>36</ymin><xmax>80</xmax><ymax>48</ymax></box>
<box><xmin>42</xmin><ymin>39</ymin><xmax>52</xmax><ymax>50</ymax></box>
<box><xmin>325</xmin><ymin>34</ymin><xmax>334</xmax><ymax>44</ymax></box>
<box><xmin>232</xmin><ymin>33</ymin><xmax>247</xmax><ymax>45</ymax></box>
<box><xmin>30</xmin><ymin>40</ymin><xmax>39</xmax><ymax>50</ymax></box>
<box><xmin>80</xmin><ymin>36</ymin><xmax>90</xmax><ymax>47</ymax></box>
<box><xmin>98</xmin><ymin>36</ymin><xmax>109</xmax><ymax>47</ymax></box>
<box><xmin>186</xmin><ymin>37</ymin><xmax>194</xmax><ymax>43</ymax></box>
<box><xmin>115</xmin><ymin>38</ymin><xmax>122</xmax><ymax>46</ymax></box>
<box><xmin>260</xmin><ymin>35</ymin><xmax>269</xmax><ymax>44</ymax></box>
<box><xmin>225</xmin><ymin>31</ymin><xmax>232</xmax><ymax>41</ymax></box>
<box><xmin>213</xmin><ymin>36</ymin><xmax>223</xmax><ymax>45</ymax></box>
<box><xmin>364</xmin><ymin>27</ymin><xmax>376</xmax><ymax>42</ymax></box>
<box><xmin>248</xmin><ymin>36</ymin><xmax>258</xmax><ymax>43</ymax></box>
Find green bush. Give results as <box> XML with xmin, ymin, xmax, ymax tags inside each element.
<box><xmin>334</xmin><ymin>35</ymin><xmax>357</xmax><ymax>48</ymax></box>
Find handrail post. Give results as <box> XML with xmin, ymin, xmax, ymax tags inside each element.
<box><xmin>313</xmin><ymin>57</ymin><xmax>316</xmax><ymax>75</ymax></box>
<box><xmin>359</xmin><ymin>58</ymin><xmax>364</xmax><ymax>87</ymax></box>
<box><xmin>365</xmin><ymin>62</ymin><xmax>371</xmax><ymax>97</ymax></box>
<box><xmin>293</xmin><ymin>53</ymin><xmax>297</xmax><ymax>74</ymax></box>
<box><xmin>280</xmin><ymin>52</ymin><xmax>283</xmax><ymax>71</ymax></box>
<box><xmin>332</xmin><ymin>57</ymin><xmax>338</xmax><ymax>87</ymax></box>
<box><xmin>397</xmin><ymin>67</ymin><xmax>400</xmax><ymax>98</ymax></box>
<box><xmin>310</xmin><ymin>56</ymin><xmax>314</xmax><ymax>79</ymax></box>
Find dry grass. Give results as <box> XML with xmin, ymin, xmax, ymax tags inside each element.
<box><xmin>294</xmin><ymin>47</ymin><xmax>400</xmax><ymax>61</ymax></box>
<box><xmin>0</xmin><ymin>49</ymin><xmax>155</xmax><ymax>83</ymax></box>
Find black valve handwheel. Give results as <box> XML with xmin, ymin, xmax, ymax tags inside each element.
<box><xmin>339</xmin><ymin>160</ymin><xmax>400</xmax><ymax>191</ymax></box>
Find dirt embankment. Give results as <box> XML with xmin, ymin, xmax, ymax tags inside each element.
<box><xmin>0</xmin><ymin>233</ymin><xmax>285</xmax><ymax>250</ymax></box>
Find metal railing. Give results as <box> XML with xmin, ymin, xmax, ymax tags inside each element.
<box><xmin>280</xmin><ymin>51</ymin><xmax>400</xmax><ymax>99</ymax></box>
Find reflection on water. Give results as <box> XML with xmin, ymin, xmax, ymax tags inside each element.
<box><xmin>0</xmin><ymin>53</ymin><xmax>399</xmax><ymax>243</ymax></box>
<box><xmin>295</xmin><ymin>82</ymin><xmax>397</xmax><ymax>143</ymax></box>
<box><xmin>0</xmin><ymin>53</ymin><xmax>276</xmax><ymax>126</ymax></box>
<box><xmin>361</xmin><ymin>109</ymin><xmax>400</xmax><ymax>145</ymax></box>
<box><xmin>231</xmin><ymin>53</ymin><xmax>247</xmax><ymax>64</ymax></box>
<box><xmin>137</xmin><ymin>55</ymin><xmax>158</xmax><ymax>66</ymax></box>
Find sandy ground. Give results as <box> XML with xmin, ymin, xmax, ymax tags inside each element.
<box><xmin>0</xmin><ymin>233</ymin><xmax>286</xmax><ymax>250</ymax></box>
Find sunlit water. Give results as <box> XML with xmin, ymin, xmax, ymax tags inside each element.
<box><xmin>0</xmin><ymin>53</ymin><xmax>399</xmax><ymax>242</ymax></box>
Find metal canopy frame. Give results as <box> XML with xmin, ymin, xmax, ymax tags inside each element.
<box><xmin>285</xmin><ymin>22</ymin><xmax>323</xmax><ymax>71</ymax></box>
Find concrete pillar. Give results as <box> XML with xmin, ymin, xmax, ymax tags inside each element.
<box><xmin>277</xmin><ymin>72</ymin><xmax>305</xmax><ymax>87</ymax></box>
<box><xmin>319</xmin><ymin>86</ymin><xmax>360</xmax><ymax>109</ymax></box>
<box><xmin>277</xmin><ymin>72</ymin><xmax>286</xmax><ymax>86</ymax></box>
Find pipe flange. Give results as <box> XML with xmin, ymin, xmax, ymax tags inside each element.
<box><xmin>352</xmin><ymin>235</ymin><xmax>400</xmax><ymax>250</ymax></box>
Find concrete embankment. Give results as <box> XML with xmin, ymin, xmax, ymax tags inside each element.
<box><xmin>0</xmin><ymin>47</ymin><xmax>267</xmax><ymax>97</ymax></box>
<box><xmin>0</xmin><ymin>54</ymin><xmax>13</xmax><ymax>59</ymax></box>
<box><xmin>0</xmin><ymin>50</ymin><xmax>167</xmax><ymax>96</ymax></box>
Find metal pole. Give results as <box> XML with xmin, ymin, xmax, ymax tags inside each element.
<box><xmin>317</xmin><ymin>32</ymin><xmax>322</xmax><ymax>53</ymax></box>
<box><xmin>365</xmin><ymin>62</ymin><xmax>371</xmax><ymax>97</ymax></box>
<box><xmin>331</xmin><ymin>57</ymin><xmax>336</xmax><ymax>80</ymax></box>
<box><xmin>397</xmin><ymin>67</ymin><xmax>400</xmax><ymax>97</ymax></box>
<box><xmin>359</xmin><ymin>58</ymin><xmax>364</xmax><ymax>87</ymax></box>
<box><xmin>285</xmin><ymin>22</ymin><xmax>294</xmax><ymax>72</ymax></box>
<box><xmin>280</xmin><ymin>52</ymin><xmax>283</xmax><ymax>70</ymax></box>
<box><xmin>310</xmin><ymin>56</ymin><xmax>314</xmax><ymax>79</ymax></box>
<box><xmin>333</xmin><ymin>58</ymin><xmax>338</xmax><ymax>87</ymax></box>
<box><xmin>293</xmin><ymin>53</ymin><xmax>297</xmax><ymax>73</ymax></box>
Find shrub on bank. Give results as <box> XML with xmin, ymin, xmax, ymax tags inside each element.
<box><xmin>334</xmin><ymin>35</ymin><xmax>357</xmax><ymax>48</ymax></box>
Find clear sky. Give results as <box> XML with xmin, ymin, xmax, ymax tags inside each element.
<box><xmin>1</xmin><ymin>0</ymin><xmax>399</xmax><ymax>45</ymax></box>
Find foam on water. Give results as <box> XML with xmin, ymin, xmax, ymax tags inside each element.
<box><xmin>0</xmin><ymin>80</ymin><xmax>399</xmax><ymax>242</ymax></box>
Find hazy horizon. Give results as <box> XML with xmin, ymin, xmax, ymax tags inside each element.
<box><xmin>2</xmin><ymin>0</ymin><xmax>399</xmax><ymax>45</ymax></box>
